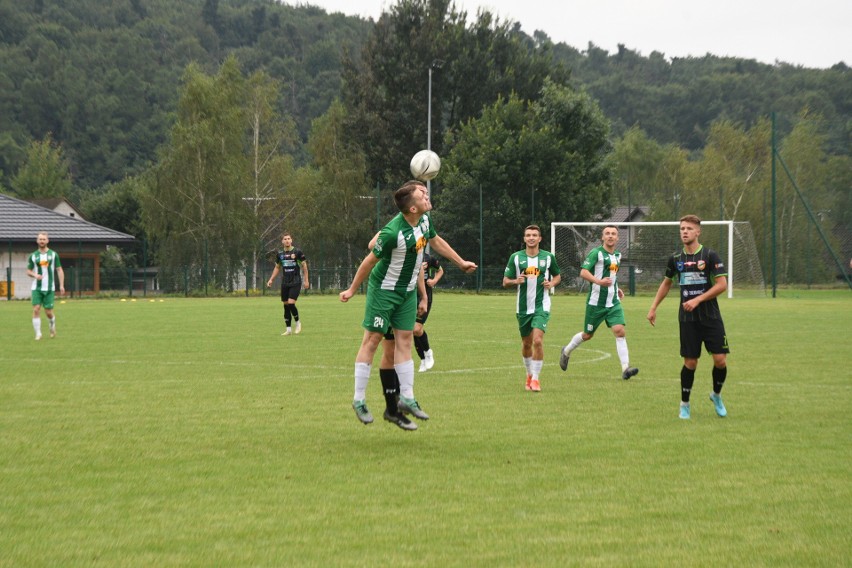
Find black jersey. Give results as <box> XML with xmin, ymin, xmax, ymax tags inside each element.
<box><xmin>422</xmin><ymin>253</ymin><xmax>441</xmax><ymax>290</ymax></box>
<box><xmin>275</xmin><ymin>247</ymin><xmax>306</xmax><ymax>285</ymax></box>
<box><xmin>664</xmin><ymin>245</ymin><xmax>726</xmax><ymax>322</ymax></box>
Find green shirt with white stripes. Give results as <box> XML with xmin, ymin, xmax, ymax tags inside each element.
<box><xmin>369</xmin><ymin>212</ymin><xmax>437</xmax><ymax>294</ymax></box>
<box><xmin>28</xmin><ymin>248</ymin><xmax>62</xmax><ymax>292</ymax></box>
<box><xmin>581</xmin><ymin>245</ymin><xmax>621</xmax><ymax>308</ymax></box>
<box><xmin>504</xmin><ymin>250</ymin><xmax>561</xmax><ymax>315</ymax></box>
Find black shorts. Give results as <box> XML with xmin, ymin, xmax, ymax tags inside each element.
<box><xmin>280</xmin><ymin>282</ymin><xmax>302</xmax><ymax>302</ymax></box>
<box><xmin>679</xmin><ymin>318</ymin><xmax>729</xmax><ymax>358</ymax></box>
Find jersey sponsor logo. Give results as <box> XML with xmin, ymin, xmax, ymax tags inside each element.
<box><xmin>523</xmin><ymin>266</ymin><xmax>541</xmax><ymax>276</ymax></box>
<box><xmin>415</xmin><ymin>236</ymin><xmax>428</xmax><ymax>251</ymax></box>
<box><xmin>680</xmin><ymin>272</ymin><xmax>708</xmax><ymax>285</ymax></box>
<box><xmin>374</xmin><ymin>238</ymin><xmax>384</xmax><ymax>253</ymax></box>
<box><xmin>609</xmin><ymin>263</ymin><xmax>619</xmax><ymax>273</ymax></box>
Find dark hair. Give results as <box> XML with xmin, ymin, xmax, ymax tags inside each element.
<box><xmin>680</xmin><ymin>214</ymin><xmax>701</xmax><ymax>226</ymax></box>
<box><xmin>524</xmin><ymin>225</ymin><xmax>542</xmax><ymax>236</ymax></box>
<box><xmin>282</xmin><ymin>232</ymin><xmax>292</xmax><ymax>238</ymax></box>
<box><xmin>393</xmin><ymin>180</ymin><xmax>425</xmax><ymax>212</ymax></box>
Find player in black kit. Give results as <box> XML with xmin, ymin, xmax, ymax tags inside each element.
<box><xmin>647</xmin><ymin>215</ymin><xmax>730</xmax><ymax>420</ymax></box>
<box><xmin>267</xmin><ymin>232</ymin><xmax>309</xmax><ymax>335</ymax></box>
<box><xmin>414</xmin><ymin>252</ymin><xmax>443</xmax><ymax>372</ymax></box>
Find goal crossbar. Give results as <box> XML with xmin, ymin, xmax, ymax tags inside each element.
<box><xmin>550</xmin><ymin>221</ymin><xmax>737</xmax><ymax>298</ymax></box>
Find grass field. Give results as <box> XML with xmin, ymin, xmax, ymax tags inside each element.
<box><xmin>1</xmin><ymin>290</ymin><xmax>850</xmax><ymax>566</ymax></box>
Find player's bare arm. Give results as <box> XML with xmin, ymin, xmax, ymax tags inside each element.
<box><xmin>543</xmin><ymin>273</ymin><xmax>561</xmax><ymax>289</ymax></box>
<box><xmin>427</xmin><ymin>264</ymin><xmax>444</xmax><ymax>287</ymax></box>
<box><xmin>647</xmin><ymin>278</ymin><xmax>674</xmax><ymax>326</ymax></box>
<box><xmin>580</xmin><ymin>268</ymin><xmax>611</xmax><ymax>287</ymax></box>
<box><xmin>340</xmin><ymin>253</ymin><xmax>380</xmax><ymax>302</ymax></box>
<box><xmin>267</xmin><ymin>265</ymin><xmax>280</xmax><ymax>288</ymax></box>
<box><xmin>502</xmin><ymin>274</ymin><xmax>525</xmax><ymax>287</ymax></box>
<box><xmin>57</xmin><ymin>267</ymin><xmax>65</xmax><ymax>295</ymax></box>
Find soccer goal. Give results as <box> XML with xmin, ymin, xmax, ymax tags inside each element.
<box><xmin>550</xmin><ymin>221</ymin><xmax>765</xmax><ymax>298</ymax></box>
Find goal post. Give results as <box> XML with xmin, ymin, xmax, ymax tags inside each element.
<box><xmin>550</xmin><ymin>221</ymin><xmax>766</xmax><ymax>298</ymax></box>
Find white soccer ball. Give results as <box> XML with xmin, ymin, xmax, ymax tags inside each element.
<box><xmin>410</xmin><ymin>149</ymin><xmax>441</xmax><ymax>181</ymax></box>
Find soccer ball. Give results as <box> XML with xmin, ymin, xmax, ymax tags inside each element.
<box><xmin>410</xmin><ymin>149</ymin><xmax>441</xmax><ymax>181</ymax></box>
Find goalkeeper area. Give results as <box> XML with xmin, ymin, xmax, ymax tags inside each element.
<box><xmin>551</xmin><ymin>220</ymin><xmax>766</xmax><ymax>297</ymax></box>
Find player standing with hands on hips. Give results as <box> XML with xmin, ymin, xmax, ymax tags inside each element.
<box><xmin>267</xmin><ymin>232</ymin><xmax>309</xmax><ymax>335</ymax></box>
<box><xmin>27</xmin><ymin>232</ymin><xmax>65</xmax><ymax>340</ymax></box>
<box><xmin>647</xmin><ymin>215</ymin><xmax>730</xmax><ymax>420</ymax></box>
<box><xmin>503</xmin><ymin>225</ymin><xmax>561</xmax><ymax>392</ymax></box>
<box><xmin>559</xmin><ymin>225</ymin><xmax>639</xmax><ymax>380</ymax></box>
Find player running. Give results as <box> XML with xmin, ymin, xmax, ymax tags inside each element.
<box><xmin>559</xmin><ymin>225</ymin><xmax>639</xmax><ymax>380</ymax></box>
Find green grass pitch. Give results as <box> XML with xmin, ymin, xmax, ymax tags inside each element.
<box><xmin>1</xmin><ymin>290</ymin><xmax>849</xmax><ymax>566</ymax></box>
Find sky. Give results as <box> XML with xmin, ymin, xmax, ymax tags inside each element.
<box><xmin>292</xmin><ymin>0</ymin><xmax>850</xmax><ymax>69</ymax></box>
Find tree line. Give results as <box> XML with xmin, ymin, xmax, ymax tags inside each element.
<box><xmin>1</xmin><ymin>0</ymin><xmax>849</xmax><ymax>287</ymax></box>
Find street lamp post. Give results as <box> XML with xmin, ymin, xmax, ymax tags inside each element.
<box><xmin>426</xmin><ymin>59</ymin><xmax>444</xmax><ymax>194</ymax></box>
<box><xmin>427</xmin><ymin>59</ymin><xmax>444</xmax><ymax>151</ymax></box>
<box><xmin>426</xmin><ymin>59</ymin><xmax>443</xmax><ymax>255</ymax></box>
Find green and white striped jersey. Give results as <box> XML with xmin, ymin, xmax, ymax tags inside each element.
<box><xmin>28</xmin><ymin>249</ymin><xmax>62</xmax><ymax>292</ymax></box>
<box><xmin>581</xmin><ymin>246</ymin><xmax>621</xmax><ymax>308</ymax></box>
<box><xmin>369</xmin><ymin>213</ymin><xmax>436</xmax><ymax>293</ymax></box>
<box><xmin>504</xmin><ymin>250</ymin><xmax>560</xmax><ymax>315</ymax></box>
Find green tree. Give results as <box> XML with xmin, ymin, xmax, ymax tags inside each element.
<box><xmin>80</xmin><ymin>176</ymin><xmax>146</xmax><ymax>239</ymax></box>
<box><xmin>243</xmin><ymin>70</ymin><xmax>298</xmax><ymax>286</ymax></box>
<box><xmin>287</xmin><ymin>100</ymin><xmax>375</xmax><ymax>277</ymax></box>
<box><xmin>434</xmin><ymin>82</ymin><xmax>612</xmax><ymax>273</ymax></box>
<box><xmin>774</xmin><ymin>112</ymin><xmax>842</xmax><ymax>283</ymax></box>
<box><xmin>142</xmin><ymin>56</ymin><xmax>253</xmax><ymax>291</ymax></box>
<box><xmin>10</xmin><ymin>134</ymin><xmax>73</xmax><ymax>199</ymax></box>
<box><xmin>607</xmin><ymin>126</ymin><xmax>690</xmax><ymax>207</ymax></box>
<box><xmin>341</xmin><ymin>0</ymin><xmax>569</xmax><ymax>185</ymax></box>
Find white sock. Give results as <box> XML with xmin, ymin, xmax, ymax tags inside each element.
<box><xmin>49</xmin><ymin>316</ymin><xmax>56</xmax><ymax>329</ymax></box>
<box><xmin>566</xmin><ymin>332</ymin><xmax>584</xmax><ymax>354</ymax></box>
<box><xmin>33</xmin><ymin>318</ymin><xmax>41</xmax><ymax>334</ymax></box>
<box><xmin>531</xmin><ymin>359</ymin><xmax>543</xmax><ymax>380</ymax></box>
<box><xmin>616</xmin><ymin>337</ymin><xmax>630</xmax><ymax>370</ymax></box>
<box><xmin>396</xmin><ymin>359</ymin><xmax>416</xmax><ymax>399</ymax></box>
<box><xmin>523</xmin><ymin>356</ymin><xmax>532</xmax><ymax>375</ymax></box>
<box><xmin>354</xmin><ymin>362</ymin><xmax>371</xmax><ymax>401</ymax></box>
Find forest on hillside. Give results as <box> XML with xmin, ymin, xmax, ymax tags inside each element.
<box><xmin>1</xmin><ymin>0</ymin><xmax>849</xmax><ymax>287</ymax></box>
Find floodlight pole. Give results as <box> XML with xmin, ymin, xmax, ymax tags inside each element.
<box><xmin>426</xmin><ymin>59</ymin><xmax>444</xmax><ymax>194</ymax></box>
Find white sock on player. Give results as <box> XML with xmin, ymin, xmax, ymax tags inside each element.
<box><xmin>354</xmin><ymin>362</ymin><xmax>371</xmax><ymax>401</ymax></box>
<box><xmin>616</xmin><ymin>337</ymin><xmax>630</xmax><ymax>371</ymax></box>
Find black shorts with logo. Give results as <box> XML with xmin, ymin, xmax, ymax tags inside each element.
<box><xmin>679</xmin><ymin>318</ymin><xmax>729</xmax><ymax>358</ymax></box>
<box><xmin>281</xmin><ymin>282</ymin><xmax>302</xmax><ymax>302</ymax></box>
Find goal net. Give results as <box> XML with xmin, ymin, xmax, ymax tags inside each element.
<box><xmin>550</xmin><ymin>221</ymin><xmax>765</xmax><ymax>298</ymax></box>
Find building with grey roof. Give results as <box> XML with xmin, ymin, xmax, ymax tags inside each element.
<box><xmin>1</xmin><ymin>193</ymin><xmax>135</xmax><ymax>299</ymax></box>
